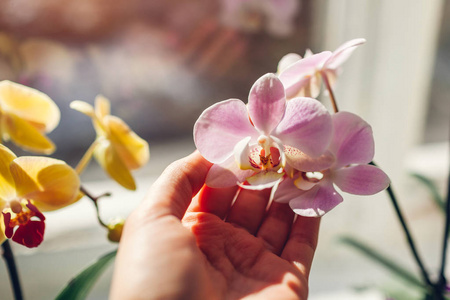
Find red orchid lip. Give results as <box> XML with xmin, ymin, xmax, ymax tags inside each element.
<box><xmin>3</xmin><ymin>200</ymin><xmax>46</xmax><ymax>248</ymax></box>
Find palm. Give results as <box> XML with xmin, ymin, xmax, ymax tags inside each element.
<box><xmin>111</xmin><ymin>153</ymin><xmax>319</xmax><ymax>300</ymax></box>
<box><xmin>183</xmin><ymin>211</ymin><xmax>309</xmax><ymax>300</ymax></box>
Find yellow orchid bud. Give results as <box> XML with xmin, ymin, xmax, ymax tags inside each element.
<box><xmin>107</xmin><ymin>218</ymin><xmax>125</xmax><ymax>243</ymax></box>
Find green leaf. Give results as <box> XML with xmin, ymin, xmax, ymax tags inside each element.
<box><xmin>55</xmin><ymin>249</ymin><xmax>117</xmax><ymax>300</ymax></box>
<box><xmin>410</xmin><ymin>173</ymin><xmax>445</xmax><ymax>212</ymax></box>
<box><xmin>377</xmin><ymin>277</ymin><xmax>430</xmax><ymax>300</ymax></box>
<box><xmin>339</xmin><ymin>236</ymin><xmax>426</xmax><ymax>289</ymax></box>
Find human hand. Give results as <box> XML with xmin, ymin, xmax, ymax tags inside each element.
<box><xmin>110</xmin><ymin>151</ymin><xmax>320</xmax><ymax>300</ymax></box>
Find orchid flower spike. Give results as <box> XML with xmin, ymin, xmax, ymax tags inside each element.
<box><xmin>194</xmin><ymin>73</ymin><xmax>333</xmax><ymax>190</ymax></box>
<box><xmin>274</xmin><ymin>112</ymin><xmax>390</xmax><ymax>217</ymax></box>
<box><xmin>70</xmin><ymin>95</ymin><xmax>149</xmax><ymax>190</ymax></box>
<box><xmin>0</xmin><ymin>80</ymin><xmax>60</xmax><ymax>154</ymax></box>
<box><xmin>0</xmin><ymin>144</ymin><xmax>80</xmax><ymax>248</ymax></box>
<box><xmin>277</xmin><ymin>38</ymin><xmax>366</xmax><ymax>99</ymax></box>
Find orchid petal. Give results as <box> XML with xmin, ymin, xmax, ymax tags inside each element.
<box><xmin>248</xmin><ymin>73</ymin><xmax>286</xmax><ymax>134</ymax></box>
<box><xmin>234</xmin><ymin>136</ymin><xmax>254</xmax><ymax>170</ymax></box>
<box><xmin>277</xmin><ymin>53</ymin><xmax>302</xmax><ymax>74</ymax></box>
<box><xmin>297</xmin><ymin>72</ymin><xmax>322</xmax><ymax>98</ymax></box>
<box><xmin>323</xmin><ymin>69</ymin><xmax>338</xmax><ymax>88</ymax></box>
<box><xmin>333</xmin><ymin>164</ymin><xmax>390</xmax><ymax>195</ymax></box>
<box><xmin>11</xmin><ymin>218</ymin><xmax>45</xmax><ymax>248</ymax></box>
<box><xmin>289</xmin><ymin>180</ymin><xmax>343</xmax><ymax>217</ymax></box>
<box><xmin>324</xmin><ymin>38</ymin><xmax>366</xmax><ymax>70</ymax></box>
<box><xmin>94</xmin><ymin>139</ymin><xmax>136</xmax><ymax>190</ymax></box>
<box><xmin>194</xmin><ymin>99</ymin><xmax>257</xmax><ymax>163</ymax></box>
<box><xmin>72</xmin><ymin>99</ymin><xmax>108</xmax><ymax>137</ymax></box>
<box><xmin>273</xmin><ymin>176</ymin><xmax>305</xmax><ymax>204</ymax></box>
<box><xmin>242</xmin><ymin>171</ymin><xmax>284</xmax><ymax>190</ymax></box>
<box><xmin>270</xmin><ymin>137</ymin><xmax>286</xmax><ymax>169</ymax></box>
<box><xmin>205</xmin><ymin>155</ymin><xmax>254</xmax><ymax>188</ymax></box>
<box><xmin>274</xmin><ymin>97</ymin><xmax>332</xmax><ymax>157</ymax></box>
<box><xmin>95</xmin><ymin>95</ymin><xmax>111</xmax><ymax>119</ymax></box>
<box><xmin>0</xmin><ymin>80</ymin><xmax>60</xmax><ymax>132</ymax></box>
<box><xmin>304</xmin><ymin>49</ymin><xmax>314</xmax><ymax>58</ymax></box>
<box><xmin>330</xmin><ymin>112</ymin><xmax>374</xmax><ymax>169</ymax></box>
<box><xmin>284</xmin><ymin>146</ymin><xmax>335</xmax><ymax>171</ymax></box>
<box><xmin>2</xmin><ymin>212</ymin><xmax>12</xmax><ymax>238</ymax></box>
<box><xmin>10</xmin><ymin>157</ymin><xmax>81</xmax><ymax>211</ymax></box>
<box><xmin>293</xmin><ymin>175</ymin><xmax>317</xmax><ymax>191</ymax></box>
<box><xmin>104</xmin><ymin>115</ymin><xmax>149</xmax><ymax>170</ymax></box>
<box><xmin>70</xmin><ymin>100</ymin><xmax>95</xmax><ymax>118</ymax></box>
<box><xmin>0</xmin><ymin>145</ymin><xmax>17</xmax><ymax>201</ymax></box>
<box><xmin>278</xmin><ymin>51</ymin><xmax>332</xmax><ymax>98</ymax></box>
<box><xmin>3</xmin><ymin>113</ymin><xmax>56</xmax><ymax>154</ymax></box>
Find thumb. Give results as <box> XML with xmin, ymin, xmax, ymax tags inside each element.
<box><xmin>139</xmin><ymin>151</ymin><xmax>212</xmax><ymax>220</ymax></box>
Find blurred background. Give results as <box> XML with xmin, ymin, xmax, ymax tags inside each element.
<box><xmin>0</xmin><ymin>0</ymin><xmax>448</xmax><ymax>299</ymax></box>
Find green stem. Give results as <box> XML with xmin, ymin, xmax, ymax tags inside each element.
<box><xmin>2</xmin><ymin>240</ymin><xmax>24</xmax><ymax>300</ymax></box>
<box><xmin>386</xmin><ymin>184</ymin><xmax>433</xmax><ymax>287</ymax></box>
<box><xmin>438</xmin><ymin>168</ymin><xmax>450</xmax><ymax>293</ymax></box>
<box><xmin>371</xmin><ymin>162</ymin><xmax>433</xmax><ymax>287</ymax></box>
<box><xmin>80</xmin><ymin>185</ymin><xmax>110</xmax><ymax>228</ymax></box>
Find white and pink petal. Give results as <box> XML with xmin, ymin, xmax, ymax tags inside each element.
<box><xmin>333</xmin><ymin>164</ymin><xmax>390</xmax><ymax>195</ymax></box>
<box><xmin>324</xmin><ymin>38</ymin><xmax>366</xmax><ymax>70</ymax></box>
<box><xmin>273</xmin><ymin>176</ymin><xmax>304</xmax><ymax>204</ymax></box>
<box><xmin>288</xmin><ymin>180</ymin><xmax>343</xmax><ymax>217</ymax></box>
<box><xmin>194</xmin><ymin>99</ymin><xmax>257</xmax><ymax>163</ymax></box>
<box><xmin>278</xmin><ymin>51</ymin><xmax>332</xmax><ymax>98</ymax></box>
<box><xmin>205</xmin><ymin>155</ymin><xmax>254</xmax><ymax>188</ymax></box>
<box><xmin>242</xmin><ymin>171</ymin><xmax>284</xmax><ymax>190</ymax></box>
<box><xmin>277</xmin><ymin>53</ymin><xmax>302</xmax><ymax>74</ymax></box>
<box><xmin>248</xmin><ymin>74</ymin><xmax>286</xmax><ymax>134</ymax></box>
<box><xmin>274</xmin><ymin>97</ymin><xmax>332</xmax><ymax>157</ymax></box>
<box><xmin>234</xmin><ymin>136</ymin><xmax>255</xmax><ymax>170</ymax></box>
<box><xmin>330</xmin><ymin>111</ymin><xmax>374</xmax><ymax>169</ymax></box>
<box><xmin>284</xmin><ymin>146</ymin><xmax>335</xmax><ymax>172</ymax></box>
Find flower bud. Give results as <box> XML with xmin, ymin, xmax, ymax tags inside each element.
<box><xmin>107</xmin><ymin>218</ymin><xmax>125</xmax><ymax>243</ymax></box>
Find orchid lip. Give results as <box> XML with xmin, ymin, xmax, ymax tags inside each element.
<box><xmin>257</xmin><ymin>135</ymin><xmax>268</xmax><ymax>146</ymax></box>
<box><xmin>303</xmin><ymin>171</ymin><xmax>324</xmax><ymax>182</ymax></box>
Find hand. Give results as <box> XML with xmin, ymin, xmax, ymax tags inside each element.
<box><xmin>110</xmin><ymin>151</ymin><xmax>320</xmax><ymax>300</ymax></box>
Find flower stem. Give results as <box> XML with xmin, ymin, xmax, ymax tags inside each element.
<box><xmin>386</xmin><ymin>184</ymin><xmax>433</xmax><ymax>286</ymax></box>
<box><xmin>1</xmin><ymin>240</ymin><xmax>23</xmax><ymax>300</ymax></box>
<box><xmin>437</xmin><ymin>168</ymin><xmax>450</xmax><ymax>292</ymax></box>
<box><xmin>80</xmin><ymin>185</ymin><xmax>110</xmax><ymax>228</ymax></box>
<box><xmin>321</xmin><ymin>71</ymin><xmax>339</xmax><ymax>113</ymax></box>
<box><xmin>370</xmin><ymin>161</ymin><xmax>433</xmax><ymax>287</ymax></box>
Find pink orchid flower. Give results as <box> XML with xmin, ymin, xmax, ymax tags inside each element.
<box><xmin>194</xmin><ymin>73</ymin><xmax>332</xmax><ymax>189</ymax></box>
<box><xmin>278</xmin><ymin>38</ymin><xmax>366</xmax><ymax>98</ymax></box>
<box><xmin>274</xmin><ymin>111</ymin><xmax>390</xmax><ymax>217</ymax></box>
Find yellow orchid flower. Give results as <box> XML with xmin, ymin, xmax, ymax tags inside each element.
<box><xmin>0</xmin><ymin>80</ymin><xmax>60</xmax><ymax>154</ymax></box>
<box><xmin>70</xmin><ymin>95</ymin><xmax>149</xmax><ymax>190</ymax></box>
<box><xmin>0</xmin><ymin>144</ymin><xmax>80</xmax><ymax>247</ymax></box>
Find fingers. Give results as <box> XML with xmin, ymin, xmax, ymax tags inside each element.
<box><xmin>281</xmin><ymin>216</ymin><xmax>320</xmax><ymax>279</ymax></box>
<box><xmin>139</xmin><ymin>151</ymin><xmax>212</xmax><ymax>220</ymax></box>
<box><xmin>256</xmin><ymin>202</ymin><xmax>295</xmax><ymax>255</ymax></box>
<box><xmin>188</xmin><ymin>185</ymin><xmax>238</xmax><ymax>219</ymax></box>
<box><xmin>225</xmin><ymin>188</ymin><xmax>271</xmax><ymax>234</ymax></box>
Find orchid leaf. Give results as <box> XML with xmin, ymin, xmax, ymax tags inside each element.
<box><xmin>339</xmin><ymin>236</ymin><xmax>426</xmax><ymax>288</ymax></box>
<box><xmin>410</xmin><ymin>173</ymin><xmax>445</xmax><ymax>212</ymax></box>
<box><xmin>55</xmin><ymin>249</ymin><xmax>117</xmax><ymax>300</ymax></box>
